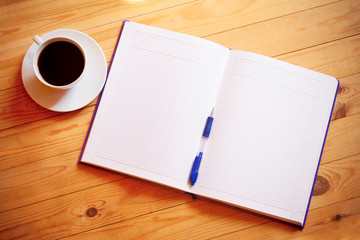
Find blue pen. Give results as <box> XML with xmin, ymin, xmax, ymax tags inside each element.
<box><xmin>190</xmin><ymin>108</ymin><xmax>214</xmax><ymax>186</ymax></box>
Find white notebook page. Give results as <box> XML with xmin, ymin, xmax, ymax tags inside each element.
<box><xmin>81</xmin><ymin>21</ymin><xmax>229</xmax><ymax>191</ymax></box>
<box><xmin>194</xmin><ymin>51</ymin><xmax>338</xmax><ymax>224</ymax></box>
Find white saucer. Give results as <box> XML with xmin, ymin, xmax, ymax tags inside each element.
<box><xmin>22</xmin><ymin>29</ymin><xmax>107</xmax><ymax>112</ymax></box>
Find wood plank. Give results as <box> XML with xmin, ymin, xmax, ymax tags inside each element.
<box><xmin>60</xmin><ymin>184</ymin><xmax>360</xmax><ymax>239</ymax></box>
<box><xmin>311</xmin><ymin>154</ymin><xmax>360</xmax><ymax>210</ymax></box>
<box><xmin>0</xmin><ymin>0</ymin><xmax>337</xmax><ymax>52</ymax></box>
<box><xmin>332</xmin><ymin>73</ymin><xmax>360</xmax><ymax>120</ymax></box>
<box><xmin>130</xmin><ymin>0</ymin><xmax>339</xmax><ymax>39</ymax></box>
<box><xmin>0</xmin><ymin>106</ymin><xmax>94</xmax><ymax>170</ymax></box>
<box><xmin>322</xmin><ymin>113</ymin><xmax>360</xmax><ymax>163</ymax></box>
<box><xmin>0</xmin><ymin>46</ymin><xmax>26</xmax><ymax>91</ymax></box>
<box><xmin>0</xmin><ymin>153</ymin><xmax>358</xmax><ymax>239</ymax></box>
<box><xmin>278</xmin><ymin>35</ymin><xmax>360</xmax><ymax>78</ymax></box>
<box><xmin>0</xmin><ymin>187</ymin><xmax>269</xmax><ymax>239</ymax></box>
<box><xmin>0</xmin><ymin>0</ymin><xmax>52</xmax><ymax>14</ymax></box>
<box><xmin>85</xmin><ymin>0</ymin><xmax>357</xmax><ymax>68</ymax></box>
<box><xmin>0</xmin><ymin>84</ymin><xmax>98</xmax><ymax>131</ymax></box>
<box><xmin>0</xmin><ymin>0</ymin><xmax>347</xmax><ymax>92</ymax></box>
<box><xmin>0</xmin><ymin>151</ymin><xmax>124</xmax><ymax>212</ymax></box>
<box><xmin>1</xmin><ymin>19</ymin><xmax>359</xmax><ymax>131</ymax></box>
<box><xmin>0</xmin><ymin>0</ymin><xmax>193</xmax><ymax>51</ymax></box>
<box><xmin>66</xmin><ymin>199</ymin><xmax>271</xmax><ymax>240</ymax></box>
<box><xmin>0</xmin><ymin>83</ymin><xmax>65</xmax><ymax>129</ymax></box>
<box><xmin>0</xmin><ymin>177</ymin><xmax>193</xmax><ymax>239</ymax></box>
<box><xmin>88</xmin><ymin>0</ymin><xmax>358</xmax><ymax>71</ymax></box>
<box><xmin>206</xmin><ymin>0</ymin><xmax>360</xmax><ymax>56</ymax></box>
<box><xmin>212</xmin><ymin>197</ymin><xmax>360</xmax><ymax>240</ymax></box>
<box><xmin>1</xmin><ymin>1</ymin><xmax>359</xmax><ymax>239</ymax></box>
<box><xmin>3</xmin><ymin>118</ymin><xmax>355</xmax><ymax>214</ymax></box>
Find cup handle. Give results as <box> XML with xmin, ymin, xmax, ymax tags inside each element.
<box><xmin>33</xmin><ymin>35</ymin><xmax>44</xmax><ymax>45</ymax></box>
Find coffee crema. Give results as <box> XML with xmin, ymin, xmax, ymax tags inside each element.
<box><xmin>37</xmin><ymin>41</ymin><xmax>85</xmax><ymax>86</ymax></box>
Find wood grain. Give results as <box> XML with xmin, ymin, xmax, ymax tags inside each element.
<box><xmin>213</xmin><ymin>197</ymin><xmax>360</xmax><ymax>240</ymax></box>
<box><xmin>0</xmin><ymin>151</ymin><xmax>124</xmax><ymax>212</ymax></box>
<box><xmin>1</xmin><ymin>0</ymin><xmax>359</xmax><ymax>239</ymax></box>
<box><xmin>0</xmin><ymin>153</ymin><xmax>358</xmax><ymax>239</ymax></box>
<box><xmin>0</xmin><ymin>177</ymin><xmax>193</xmax><ymax>239</ymax></box>
<box><xmin>1</xmin><ymin>13</ymin><xmax>359</xmax><ymax>130</ymax></box>
<box><xmin>206</xmin><ymin>0</ymin><xmax>360</xmax><ymax>56</ymax></box>
<box><xmin>332</xmin><ymin>73</ymin><xmax>360</xmax><ymax>120</ymax></box>
<box><xmin>58</xmin><ymin>163</ymin><xmax>360</xmax><ymax>239</ymax></box>
<box><xmin>130</xmin><ymin>0</ymin><xmax>339</xmax><ymax>38</ymax></box>
<box><xmin>0</xmin><ymin>106</ymin><xmax>94</xmax><ymax>170</ymax></box>
<box><xmin>0</xmin><ymin>0</ymin><xmax>344</xmax><ymax>91</ymax></box>
<box><xmin>0</xmin><ymin>0</ymin><xmax>194</xmax><ymax>51</ymax></box>
<box><xmin>2</xmin><ymin>1</ymin><xmax>355</xmax><ymax>136</ymax></box>
<box><xmin>322</xmin><ymin>113</ymin><xmax>360</xmax><ymax>163</ymax></box>
<box><xmin>310</xmin><ymin>155</ymin><xmax>360</xmax><ymax>210</ymax></box>
<box><xmin>0</xmin><ymin>84</ymin><xmax>99</xmax><ymax>130</ymax></box>
<box><xmin>278</xmin><ymin>35</ymin><xmax>360</xmax><ymax>78</ymax></box>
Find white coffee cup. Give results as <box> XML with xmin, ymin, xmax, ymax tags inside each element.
<box><xmin>32</xmin><ymin>35</ymin><xmax>86</xmax><ymax>90</ymax></box>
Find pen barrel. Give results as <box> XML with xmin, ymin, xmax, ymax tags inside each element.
<box><xmin>190</xmin><ymin>154</ymin><xmax>202</xmax><ymax>185</ymax></box>
<box><xmin>198</xmin><ymin>138</ymin><xmax>207</xmax><ymax>153</ymax></box>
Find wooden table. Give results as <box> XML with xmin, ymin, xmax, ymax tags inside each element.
<box><xmin>1</xmin><ymin>0</ymin><xmax>359</xmax><ymax>239</ymax></box>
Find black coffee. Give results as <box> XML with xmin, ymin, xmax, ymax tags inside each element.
<box><xmin>38</xmin><ymin>41</ymin><xmax>85</xmax><ymax>86</ymax></box>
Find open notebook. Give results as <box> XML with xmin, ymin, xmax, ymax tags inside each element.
<box><xmin>80</xmin><ymin>21</ymin><xmax>338</xmax><ymax>227</ymax></box>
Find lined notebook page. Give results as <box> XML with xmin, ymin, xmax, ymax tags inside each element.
<box><xmin>194</xmin><ymin>51</ymin><xmax>338</xmax><ymax>225</ymax></box>
<box><xmin>81</xmin><ymin>21</ymin><xmax>229</xmax><ymax>191</ymax></box>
